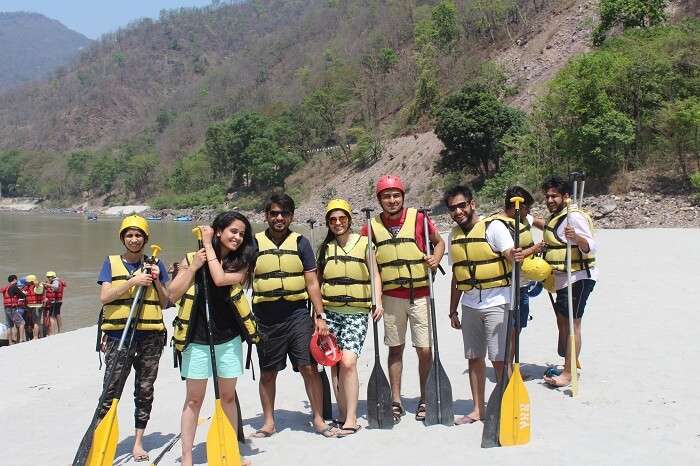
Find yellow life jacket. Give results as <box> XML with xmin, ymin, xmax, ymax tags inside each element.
<box><xmin>172</xmin><ymin>253</ymin><xmax>260</xmax><ymax>356</ymax></box>
<box><xmin>321</xmin><ymin>234</ymin><xmax>371</xmax><ymax>309</ymax></box>
<box><xmin>543</xmin><ymin>208</ymin><xmax>596</xmax><ymax>274</ymax></box>
<box><xmin>252</xmin><ymin>231</ymin><xmax>308</xmax><ymax>304</ymax></box>
<box><xmin>450</xmin><ymin>213</ymin><xmax>527</xmax><ymax>291</ymax></box>
<box><xmin>371</xmin><ymin>208</ymin><xmax>428</xmax><ymax>294</ymax></box>
<box><xmin>100</xmin><ymin>255</ymin><xmax>164</xmax><ymax>332</ymax></box>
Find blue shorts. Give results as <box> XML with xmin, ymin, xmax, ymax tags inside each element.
<box><xmin>180</xmin><ymin>337</ymin><xmax>243</xmax><ymax>380</ymax></box>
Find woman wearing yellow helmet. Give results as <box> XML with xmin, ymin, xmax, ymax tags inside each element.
<box><xmin>316</xmin><ymin>199</ymin><xmax>384</xmax><ymax>437</ymax></box>
<box><xmin>95</xmin><ymin>214</ymin><xmax>169</xmax><ymax>462</ymax></box>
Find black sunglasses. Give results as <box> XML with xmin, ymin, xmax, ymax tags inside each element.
<box><xmin>447</xmin><ymin>201</ymin><xmax>470</xmax><ymax>212</ymax></box>
<box><xmin>268</xmin><ymin>209</ymin><xmax>292</xmax><ymax>218</ymax></box>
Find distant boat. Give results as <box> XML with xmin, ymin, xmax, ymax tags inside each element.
<box><xmin>146</xmin><ymin>215</ymin><xmax>162</xmax><ymax>221</ymax></box>
<box><xmin>86</xmin><ymin>213</ymin><xmax>98</xmax><ymax>221</ymax></box>
<box><xmin>173</xmin><ymin>215</ymin><xmax>193</xmax><ymax>222</ymax></box>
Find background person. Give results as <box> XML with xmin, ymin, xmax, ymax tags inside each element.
<box><xmin>43</xmin><ymin>271</ymin><xmax>66</xmax><ymax>335</ymax></box>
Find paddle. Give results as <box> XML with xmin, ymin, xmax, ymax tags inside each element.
<box><xmin>481</xmin><ymin>249</ymin><xmax>516</xmax><ymax>447</ymax></box>
<box><xmin>499</xmin><ymin>196</ymin><xmax>531</xmax><ymax>446</ymax></box>
<box><xmin>362</xmin><ymin>207</ymin><xmax>394</xmax><ymax>429</ymax></box>
<box><xmin>420</xmin><ymin>208</ymin><xmax>454</xmax><ymax>427</ymax></box>
<box><xmin>193</xmin><ymin>228</ymin><xmax>241</xmax><ymax>466</ymax></box>
<box><xmin>307</xmin><ymin>218</ymin><xmax>333</xmax><ymax>421</ymax></box>
<box><xmin>74</xmin><ymin>245</ymin><xmax>161</xmax><ymax>466</ymax></box>
<box><xmin>565</xmin><ymin>199</ymin><xmax>578</xmax><ymax>397</ymax></box>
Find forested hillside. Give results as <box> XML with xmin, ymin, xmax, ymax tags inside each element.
<box><xmin>0</xmin><ymin>12</ymin><xmax>91</xmax><ymax>90</ymax></box>
<box><xmin>0</xmin><ymin>0</ymin><xmax>697</xmax><ymax>209</ymax></box>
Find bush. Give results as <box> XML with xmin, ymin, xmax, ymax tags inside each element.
<box><xmin>150</xmin><ymin>185</ymin><xmax>225</xmax><ymax>209</ymax></box>
<box><xmin>691</xmin><ymin>172</ymin><xmax>700</xmax><ymax>202</ymax></box>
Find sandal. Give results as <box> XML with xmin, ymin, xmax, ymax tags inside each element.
<box><xmin>391</xmin><ymin>402</ymin><xmax>405</xmax><ymax>424</ymax></box>
<box><xmin>328</xmin><ymin>418</ymin><xmax>345</xmax><ymax>429</ymax></box>
<box><xmin>415</xmin><ymin>401</ymin><xmax>427</xmax><ymax>422</ymax></box>
<box><xmin>337</xmin><ymin>425</ymin><xmax>362</xmax><ymax>438</ymax></box>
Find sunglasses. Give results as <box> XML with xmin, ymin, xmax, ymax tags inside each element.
<box><xmin>328</xmin><ymin>215</ymin><xmax>348</xmax><ymax>224</ymax></box>
<box><xmin>268</xmin><ymin>210</ymin><xmax>292</xmax><ymax>218</ymax></box>
<box><xmin>447</xmin><ymin>201</ymin><xmax>470</xmax><ymax>212</ymax></box>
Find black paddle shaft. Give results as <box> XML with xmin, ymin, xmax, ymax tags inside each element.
<box><xmin>514</xmin><ymin>203</ymin><xmax>522</xmax><ymax>364</ymax></box>
<box><xmin>197</xmin><ymin>239</ymin><xmax>222</xmax><ymax>399</ymax></box>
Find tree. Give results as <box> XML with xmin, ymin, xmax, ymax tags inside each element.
<box><xmin>123</xmin><ymin>153</ymin><xmax>159</xmax><ymax>198</ymax></box>
<box><xmin>654</xmin><ymin>97</ymin><xmax>700</xmax><ymax>180</ymax></box>
<box><xmin>431</xmin><ymin>0</ymin><xmax>459</xmax><ymax>53</ymax></box>
<box><xmin>0</xmin><ymin>150</ymin><xmax>24</xmax><ymax>196</ymax></box>
<box><xmin>434</xmin><ymin>84</ymin><xmax>525</xmax><ymax>178</ymax></box>
<box><xmin>593</xmin><ymin>0</ymin><xmax>669</xmax><ymax>45</ymax></box>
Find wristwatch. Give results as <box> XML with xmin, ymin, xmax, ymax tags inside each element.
<box><xmin>315</xmin><ymin>313</ymin><xmax>327</xmax><ymax>320</ymax></box>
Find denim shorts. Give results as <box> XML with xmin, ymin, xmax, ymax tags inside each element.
<box><xmin>180</xmin><ymin>337</ymin><xmax>243</xmax><ymax>380</ymax></box>
<box><xmin>553</xmin><ymin>279</ymin><xmax>596</xmax><ymax>319</ymax></box>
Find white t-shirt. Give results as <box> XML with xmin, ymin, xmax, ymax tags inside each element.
<box><xmin>448</xmin><ymin>218</ymin><xmax>514</xmax><ymax>310</ymax></box>
<box><xmin>552</xmin><ymin>211</ymin><xmax>598</xmax><ymax>290</ymax></box>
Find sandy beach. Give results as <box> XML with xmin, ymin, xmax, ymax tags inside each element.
<box><xmin>1</xmin><ymin>229</ymin><xmax>699</xmax><ymax>465</ymax></box>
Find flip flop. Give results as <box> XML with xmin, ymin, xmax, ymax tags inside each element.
<box><xmin>250</xmin><ymin>429</ymin><xmax>275</xmax><ymax>438</ymax></box>
<box><xmin>414</xmin><ymin>401</ymin><xmax>427</xmax><ymax>422</ymax></box>
<box><xmin>454</xmin><ymin>415</ymin><xmax>480</xmax><ymax>425</ymax></box>
<box><xmin>328</xmin><ymin>418</ymin><xmax>345</xmax><ymax>429</ymax></box>
<box><xmin>133</xmin><ymin>454</ymin><xmax>150</xmax><ymax>462</ymax></box>
<box><xmin>543</xmin><ymin>374</ymin><xmax>571</xmax><ymax>388</ymax></box>
<box><xmin>337</xmin><ymin>425</ymin><xmax>362</xmax><ymax>438</ymax></box>
<box><xmin>316</xmin><ymin>425</ymin><xmax>339</xmax><ymax>438</ymax></box>
<box><xmin>544</xmin><ymin>366</ymin><xmax>563</xmax><ymax>378</ymax></box>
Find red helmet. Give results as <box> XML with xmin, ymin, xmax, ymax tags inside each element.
<box><xmin>309</xmin><ymin>332</ymin><xmax>343</xmax><ymax>366</ymax></box>
<box><xmin>376</xmin><ymin>175</ymin><xmax>405</xmax><ymax>196</ymax></box>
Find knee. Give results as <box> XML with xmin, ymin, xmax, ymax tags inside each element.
<box><xmin>220</xmin><ymin>392</ymin><xmax>236</xmax><ymax>405</ymax></box>
<box><xmin>260</xmin><ymin>371</ymin><xmax>277</xmax><ymax>384</ymax></box>
<box><xmin>339</xmin><ymin>358</ymin><xmax>356</xmax><ymax>372</ymax></box>
<box><xmin>185</xmin><ymin>396</ymin><xmax>203</xmax><ymax>410</ymax></box>
<box><xmin>297</xmin><ymin>364</ymin><xmax>317</xmax><ymax>378</ymax></box>
<box><xmin>388</xmin><ymin>346</ymin><xmax>404</xmax><ymax>358</ymax></box>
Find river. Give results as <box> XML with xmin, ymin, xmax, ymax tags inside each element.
<box><xmin>0</xmin><ymin>213</ymin><xmax>319</xmax><ymax>332</ymax></box>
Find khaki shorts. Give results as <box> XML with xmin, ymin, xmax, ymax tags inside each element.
<box><xmin>460</xmin><ymin>303</ymin><xmax>508</xmax><ymax>361</ymax></box>
<box><xmin>383</xmin><ymin>295</ymin><xmax>431</xmax><ymax>348</ymax></box>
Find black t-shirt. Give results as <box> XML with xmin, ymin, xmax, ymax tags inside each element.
<box><xmin>189</xmin><ymin>274</ymin><xmax>242</xmax><ymax>345</ymax></box>
<box><xmin>252</xmin><ymin>229</ymin><xmax>316</xmax><ymax>325</ymax></box>
<box><xmin>8</xmin><ymin>284</ymin><xmax>25</xmax><ymax>302</ymax></box>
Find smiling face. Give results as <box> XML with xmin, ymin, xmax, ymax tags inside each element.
<box><xmin>544</xmin><ymin>188</ymin><xmax>568</xmax><ymax>214</ymax></box>
<box><xmin>265</xmin><ymin>202</ymin><xmax>293</xmax><ymax>233</ymax></box>
<box><xmin>327</xmin><ymin>209</ymin><xmax>350</xmax><ymax>237</ymax></box>
<box><xmin>446</xmin><ymin>193</ymin><xmax>475</xmax><ymax>226</ymax></box>
<box><xmin>378</xmin><ymin>188</ymin><xmax>404</xmax><ymax>216</ymax></box>
<box><xmin>218</xmin><ymin>218</ymin><xmax>246</xmax><ymax>254</ymax></box>
<box><xmin>121</xmin><ymin>228</ymin><xmax>146</xmax><ymax>253</ymax></box>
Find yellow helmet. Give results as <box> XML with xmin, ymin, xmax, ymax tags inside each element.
<box><xmin>46</xmin><ymin>271</ymin><xmax>56</xmax><ymax>278</ymax></box>
<box><xmin>522</xmin><ymin>256</ymin><xmax>552</xmax><ymax>282</ymax></box>
<box><xmin>325</xmin><ymin>199</ymin><xmax>352</xmax><ymax>218</ymax></box>
<box><xmin>26</xmin><ymin>274</ymin><xmax>37</xmax><ymax>283</ymax></box>
<box><xmin>119</xmin><ymin>215</ymin><xmax>150</xmax><ymax>239</ymax></box>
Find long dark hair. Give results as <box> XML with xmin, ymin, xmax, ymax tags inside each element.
<box><xmin>316</xmin><ymin>210</ymin><xmax>353</xmax><ymax>275</ymax></box>
<box><xmin>210</xmin><ymin>211</ymin><xmax>256</xmax><ymax>281</ymax></box>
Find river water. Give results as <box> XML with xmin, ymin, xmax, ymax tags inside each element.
<box><xmin>0</xmin><ymin>213</ymin><xmax>319</xmax><ymax>332</ymax></box>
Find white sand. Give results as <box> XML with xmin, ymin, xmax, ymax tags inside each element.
<box><xmin>0</xmin><ymin>198</ymin><xmax>39</xmax><ymax>211</ymax></box>
<box><xmin>2</xmin><ymin>229</ymin><xmax>699</xmax><ymax>465</ymax></box>
<box><xmin>103</xmin><ymin>205</ymin><xmax>150</xmax><ymax>216</ymax></box>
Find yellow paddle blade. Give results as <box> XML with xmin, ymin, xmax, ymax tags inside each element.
<box><xmin>499</xmin><ymin>364</ymin><xmax>531</xmax><ymax>446</ymax></box>
<box><xmin>206</xmin><ymin>399</ymin><xmax>241</xmax><ymax>466</ymax></box>
<box><xmin>570</xmin><ymin>335</ymin><xmax>578</xmax><ymax>396</ymax></box>
<box><xmin>86</xmin><ymin>398</ymin><xmax>119</xmax><ymax>466</ymax></box>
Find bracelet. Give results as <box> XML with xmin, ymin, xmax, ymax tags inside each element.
<box><xmin>448</xmin><ymin>312</ymin><xmax>458</xmax><ymax>318</ymax></box>
<box><xmin>207</xmin><ymin>258</ymin><xmax>218</xmax><ymax>262</ymax></box>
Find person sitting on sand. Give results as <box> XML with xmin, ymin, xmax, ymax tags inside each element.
<box><xmin>317</xmin><ymin>199</ymin><xmax>384</xmax><ymax>437</ymax></box>
<box><xmin>538</xmin><ymin>177</ymin><xmax>597</xmax><ymax>388</ymax></box>
<box><xmin>445</xmin><ymin>185</ymin><xmax>525</xmax><ymax>425</ymax></box>
<box><xmin>169</xmin><ymin>212</ymin><xmax>255</xmax><ymax>466</ymax></box>
<box><xmin>96</xmin><ymin>215</ymin><xmax>169</xmax><ymax>462</ymax></box>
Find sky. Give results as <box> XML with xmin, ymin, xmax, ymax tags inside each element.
<box><xmin>1</xmin><ymin>0</ymin><xmax>217</xmax><ymax>39</ymax></box>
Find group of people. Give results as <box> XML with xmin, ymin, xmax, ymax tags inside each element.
<box><xmin>2</xmin><ymin>271</ymin><xmax>66</xmax><ymax>344</ymax></box>
<box><xmin>90</xmin><ymin>173</ymin><xmax>596</xmax><ymax>464</ymax></box>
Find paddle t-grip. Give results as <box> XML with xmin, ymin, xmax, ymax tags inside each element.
<box><xmin>150</xmin><ymin>244</ymin><xmax>161</xmax><ymax>259</ymax></box>
<box><xmin>191</xmin><ymin>226</ymin><xmax>203</xmax><ymax>241</ymax></box>
<box><xmin>510</xmin><ymin>196</ymin><xmax>524</xmax><ymax>210</ymax></box>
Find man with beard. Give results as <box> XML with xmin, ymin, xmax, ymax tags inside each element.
<box><xmin>251</xmin><ymin>193</ymin><xmax>337</xmax><ymax>438</ymax></box>
<box><xmin>445</xmin><ymin>185</ymin><xmax>525</xmax><ymax>425</ymax></box>
<box><xmin>360</xmin><ymin>175</ymin><xmax>445</xmax><ymax>423</ymax></box>
<box><xmin>538</xmin><ymin>177</ymin><xmax>597</xmax><ymax>388</ymax></box>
